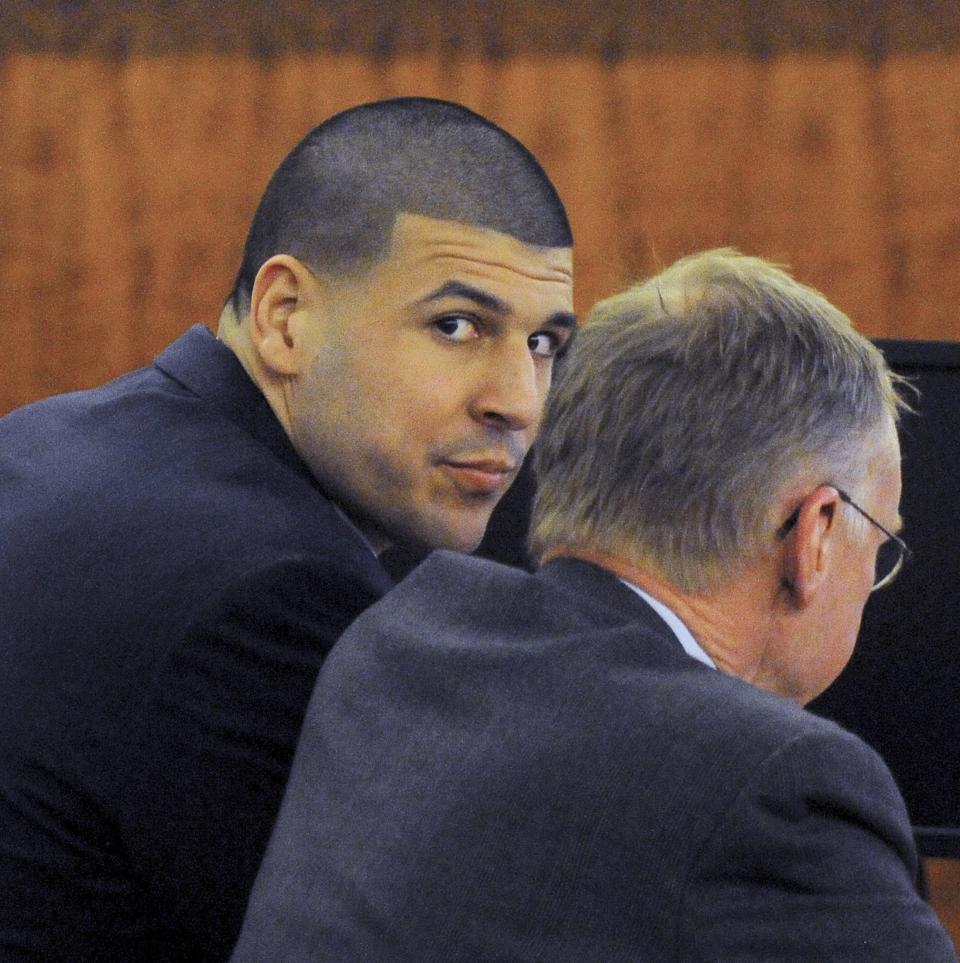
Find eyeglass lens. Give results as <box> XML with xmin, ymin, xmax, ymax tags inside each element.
<box><xmin>874</xmin><ymin>537</ymin><xmax>904</xmax><ymax>589</ymax></box>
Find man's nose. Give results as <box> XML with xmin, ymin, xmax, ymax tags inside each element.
<box><xmin>468</xmin><ymin>341</ymin><xmax>544</xmax><ymax>432</ymax></box>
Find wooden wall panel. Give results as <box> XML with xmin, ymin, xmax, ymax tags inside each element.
<box><xmin>5</xmin><ymin>0</ymin><xmax>960</xmax><ymax>59</ymax></box>
<box><xmin>0</xmin><ymin>55</ymin><xmax>35</xmax><ymax>417</ymax></box>
<box><xmin>3</xmin><ymin>50</ymin><xmax>960</xmax><ymax>416</ymax></box>
<box><xmin>742</xmin><ymin>57</ymin><xmax>890</xmax><ymax>334</ymax></box>
<box><xmin>612</xmin><ymin>56</ymin><xmax>764</xmax><ymax>277</ymax></box>
<box><xmin>73</xmin><ymin>59</ymin><xmax>140</xmax><ymax>386</ymax></box>
<box><xmin>929</xmin><ymin>859</ymin><xmax>960</xmax><ymax>957</ymax></box>
<box><xmin>120</xmin><ymin>56</ymin><xmax>260</xmax><ymax>358</ymax></box>
<box><xmin>881</xmin><ymin>55</ymin><xmax>960</xmax><ymax>340</ymax></box>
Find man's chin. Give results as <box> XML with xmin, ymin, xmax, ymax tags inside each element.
<box><xmin>407</xmin><ymin>508</ymin><xmax>496</xmax><ymax>556</ymax></box>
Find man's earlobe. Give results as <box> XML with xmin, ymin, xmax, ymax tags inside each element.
<box><xmin>249</xmin><ymin>255</ymin><xmax>318</xmax><ymax>376</ymax></box>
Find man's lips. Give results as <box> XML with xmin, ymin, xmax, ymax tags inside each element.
<box><xmin>440</xmin><ymin>458</ymin><xmax>518</xmax><ymax>496</ymax></box>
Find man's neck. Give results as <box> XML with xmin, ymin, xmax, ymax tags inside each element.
<box><xmin>542</xmin><ymin>546</ymin><xmax>785</xmax><ymax>694</ymax></box>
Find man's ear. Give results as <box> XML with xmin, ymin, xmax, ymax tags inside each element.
<box><xmin>248</xmin><ymin>255</ymin><xmax>324</xmax><ymax>376</ymax></box>
<box><xmin>781</xmin><ymin>486</ymin><xmax>841</xmax><ymax>608</ymax></box>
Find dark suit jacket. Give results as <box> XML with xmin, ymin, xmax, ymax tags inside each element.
<box><xmin>0</xmin><ymin>325</ymin><xmax>393</xmax><ymax>961</ymax></box>
<box><xmin>230</xmin><ymin>551</ymin><xmax>956</xmax><ymax>962</ymax></box>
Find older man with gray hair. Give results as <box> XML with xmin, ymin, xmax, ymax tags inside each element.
<box><xmin>230</xmin><ymin>250</ymin><xmax>956</xmax><ymax>962</ymax></box>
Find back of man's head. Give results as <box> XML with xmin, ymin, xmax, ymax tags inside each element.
<box><xmin>531</xmin><ymin>248</ymin><xmax>904</xmax><ymax>593</ymax></box>
<box><xmin>228</xmin><ymin>97</ymin><xmax>573</xmax><ymax>317</ymax></box>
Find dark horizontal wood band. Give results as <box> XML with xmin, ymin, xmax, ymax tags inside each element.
<box><xmin>3</xmin><ymin>1</ymin><xmax>960</xmax><ymax>60</ymax></box>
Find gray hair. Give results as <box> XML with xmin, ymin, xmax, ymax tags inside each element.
<box><xmin>530</xmin><ymin>248</ymin><xmax>906</xmax><ymax>593</ymax></box>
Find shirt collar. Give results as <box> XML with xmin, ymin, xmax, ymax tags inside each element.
<box><xmin>618</xmin><ymin>579</ymin><xmax>717</xmax><ymax>669</ymax></box>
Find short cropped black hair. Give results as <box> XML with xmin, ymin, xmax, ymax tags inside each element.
<box><xmin>228</xmin><ymin>97</ymin><xmax>573</xmax><ymax>316</ymax></box>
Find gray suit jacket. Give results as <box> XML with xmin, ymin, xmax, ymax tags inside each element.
<box><xmin>231</xmin><ymin>552</ymin><xmax>956</xmax><ymax>962</ymax></box>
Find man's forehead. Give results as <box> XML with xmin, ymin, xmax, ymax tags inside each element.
<box><xmin>389</xmin><ymin>211</ymin><xmax>574</xmax><ymax>280</ymax></box>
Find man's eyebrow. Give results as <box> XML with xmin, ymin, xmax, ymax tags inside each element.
<box><xmin>421</xmin><ymin>281</ymin><xmax>578</xmax><ymax>331</ymax></box>
<box><xmin>421</xmin><ymin>281</ymin><xmax>509</xmax><ymax>313</ymax></box>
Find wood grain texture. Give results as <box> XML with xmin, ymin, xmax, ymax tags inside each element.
<box><xmin>4</xmin><ymin>50</ymin><xmax>960</xmax><ymax>413</ymax></box>
<box><xmin>4</xmin><ymin>1</ymin><xmax>960</xmax><ymax>57</ymax></box>
<box><xmin>928</xmin><ymin>859</ymin><xmax>960</xmax><ymax>957</ymax></box>
<box><xmin>4</xmin><ymin>50</ymin><xmax>960</xmax><ymax>416</ymax></box>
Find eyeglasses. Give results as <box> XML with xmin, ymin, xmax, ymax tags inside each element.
<box><xmin>776</xmin><ymin>488</ymin><xmax>911</xmax><ymax>591</ymax></box>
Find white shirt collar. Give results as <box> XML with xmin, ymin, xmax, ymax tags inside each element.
<box><xmin>618</xmin><ymin>579</ymin><xmax>717</xmax><ymax>669</ymax></box>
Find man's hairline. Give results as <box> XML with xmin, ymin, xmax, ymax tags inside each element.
<box><xmin>232</xmin><ymin>205</ymin><xmax>574</xmax><ymax>309</ymax></box>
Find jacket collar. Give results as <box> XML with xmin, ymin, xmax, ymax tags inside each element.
<box><xmin>155</xmin><ymin>324</ymin><xmax>310</xmax><ymax>478</ymax></box>
<box><xmin>537</xmin><ymin>556</ymin><xmax>680</xmax><ymax>646</ymax></box>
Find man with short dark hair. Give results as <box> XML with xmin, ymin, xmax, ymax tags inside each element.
<box><xmin>0</xmin><ymin>98</ymin><xmax>574</xmax><ymax>960</ymax></box>
<box><xmin>230</xmin><ymin>249</ymin><xmax>956</xmax><ymax>961</ymax></box>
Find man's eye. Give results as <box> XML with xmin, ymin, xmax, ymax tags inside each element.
<box><xmin>528</xmin><ymin>331</ymin><xmax>560</xmax><ymax>358</ymax></box>
<box><xmin>434</xmin><ymin>316</ymin><xmax>479</xmax><ymax>342</ymax></box>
